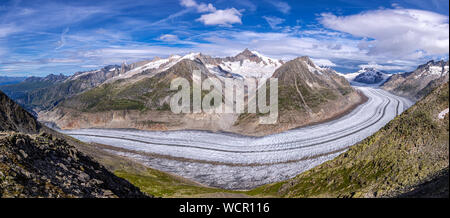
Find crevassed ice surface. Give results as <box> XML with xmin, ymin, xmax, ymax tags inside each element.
<box><xmin>62</xmin><ymin>87</ymin><xmax>413</xmax><ymax>190</ymax></box>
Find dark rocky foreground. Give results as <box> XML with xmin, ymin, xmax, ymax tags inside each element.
<box><xmin>397</xmin><ymin>169</ymin><xmax>449</xmax><ymax>198</ymax></box>
<box><xmin>1</xmin><ymin>90</ymin><xmax>149</xmax><ymax>198</ymax></box>
<box><xmin>0</xmin><ymin>132</ymin><xmax>149</xmax><ymax>198</ymax></box>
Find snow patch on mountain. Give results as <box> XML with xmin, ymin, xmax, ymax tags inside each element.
<box><xmin>69</xmin><ymin>65</ymin><xmax>120</xmax><ymax>81</ymax></box>
<box><xmin>213</xmin><ymin>59</ymin><xmax>280</xmax><ymax>79</ymax></box>
<box><xmin>438</xmin><ymin>108</ymin><xmax>449</xmax><ymax>119</ymax></box>
<box><xmin>305</xmin><ymin>61</ymin><xmax>324</xmax><ymax>75</ymax></box>
<box><xmin>206</xmin><ymin>50</ymin><xmax>283</xmax><ymax>79</ymax></box>
<box><xmin>423</xmin><ymin>65</ymin><xmax>449</xmax><ymax>77</ymax></box>
<box><xmin>412</xmin><ymin>61</ymin><xmax>449</xmax><ymax>79</ymax></box>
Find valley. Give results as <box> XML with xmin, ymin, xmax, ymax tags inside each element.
<box><xmin>61</xmin><ymin>86</ymin><xmax>412</xmax><ymax>190</ymax></box>
<box><xmin>1</xmin><ymin>49</ymin><xmax>446</xmax><ymax>196</ymax></box>
<box><xmin>1</xmin><ymin>0</ymin><xmax>448</xmax><ymax>201</ymax></box>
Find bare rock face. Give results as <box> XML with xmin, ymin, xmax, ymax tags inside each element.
<box><xmin>382</xmin><ymin>60</ymin><xmax>449</xmax><ymax>101</ymax></box>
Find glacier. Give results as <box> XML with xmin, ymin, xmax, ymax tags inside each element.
<box><xmin>61</xmin><ymin>86</ymin><xmax>413</xmax><ymax>190</ymax></box>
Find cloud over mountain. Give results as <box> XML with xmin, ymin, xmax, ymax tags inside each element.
<box><xmin>320</xmin><ymin>9</ymin><xmax>449</xmax><ymax>57</ymax></box>
<box><xmin>180</xmin><ymin>0</ymin><xmax>242</xmax><ymax>26</ymax></box>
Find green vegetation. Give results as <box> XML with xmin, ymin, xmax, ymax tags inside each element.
<box><xmin>64</xmin><ymin>75</ymin><xmax>175</xmax><ymax>112</ymax></box>
<box><xmin>115</xmin><ymin>169</ymin><xmax>246</xmax><ymax>198</ymax></box>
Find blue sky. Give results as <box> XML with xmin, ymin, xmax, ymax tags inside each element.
<box><xmin>0</xmin><ymin>0</ymin><xmax>448</xmax><ymax>76</ymax></box>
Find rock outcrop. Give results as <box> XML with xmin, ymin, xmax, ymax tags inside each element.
<box><xmin>0</xmin><ymin>91</ymin><xmax>40</xmax><ymax>134</ymax></box>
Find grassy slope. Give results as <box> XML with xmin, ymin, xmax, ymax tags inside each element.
<box><xmin>114</xmin><ymin>169</ymin><xmax>248</xmax><ymax>198</ymax></box>
<box><xmin>248</xmin><ymin>82</ymin><xmax>449</xmax><ymax>198</ymax></box>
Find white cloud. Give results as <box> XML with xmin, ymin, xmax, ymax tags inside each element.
<box><xmin>158</xmin><ymin>34</ymin><xmax>179</xmax><ymax>42</ymax></box>
<box><xmin>319</xmin><ymin>9</ymin><xmax>449</xmax><ymax>57</ymax></box>
<box><xmin>55</xmin><ymin>27</ymin><xmax>70</xmax><ymax>50</ymax></box>
<box><xmin>46</xmin><ymin>58</ymin><xmax>80</xmax><ymax>63</ymax></box>
<box><xmin>81</xmin><ymin>65</ymin><xmax>101</xmax><ymax>68</ymax></box>
<box><xmin>180</xmin><ymin>0</ymin><xmax>216</xmax><ymax>13</ymax></box>
<box><xmin>180</xmin><ymin>0</ymin><xmax>242</xmax><ymax>27</ymax></box>
<box><xmin>197</xmin><ymin>8</ymin><xmax>242</xmax><ymax>26</ymax></box>
<box><xmin>358</xmin><ymin>63</ymin><xmax>412</xmax><ymax>71</ymax></box>
<box><xmin>0</xmin><ymin>25</ymin><xmax>21</xmax><ymax>38</ymax></box>
<box><xmin>263</xmin><ymin>16</ymin><xmax>285</xmax><ymax>29</ymax></box>
<box><xmin>268</xmin><ymin>1</ymin><xmax>291</xmax><ymax>14</ymax></box>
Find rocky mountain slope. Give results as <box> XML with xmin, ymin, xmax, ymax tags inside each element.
<box><xmin>0</xmin><ymin>90</ymin><xmax>149</xmax><ymax>198</ymax></box>
<box><xmin>250</xmin><ymin>82</ymin><xmax>449</xmax><ymax>198</ymax></box>
<box><xmin>0</xmin><ymin>90</ymin><xmax>41</xmax><ymax>134</ymax></box>
<box><xmin>38</xmin><ymin>50</ymin><xmax>363</xmax><ymax>136</ymax></box>
<box><xmin>382</xmin><ymin>60</ymin><xmax>449</xmax><ymax>100</ymax></box>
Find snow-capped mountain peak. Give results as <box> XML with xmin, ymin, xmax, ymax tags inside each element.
<box><xmin>206</xmin><ymin>49</ymin><xmax>284</xmax><ymax>79</ymax></box>
<box><xmin>351</xmin><ymin>67</ymin><xmax>391</xmax><ymax>84</ymax></box>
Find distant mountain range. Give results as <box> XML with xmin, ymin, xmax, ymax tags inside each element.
<box><xmin>0</xmin><ymin>66</ymin><xmax>126</xmax><ymax>113</ymax></box>
<box><xmin>0</xmin><ymin>76</ymin><xmax>26</xmax><ymax>86</ymax></box>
